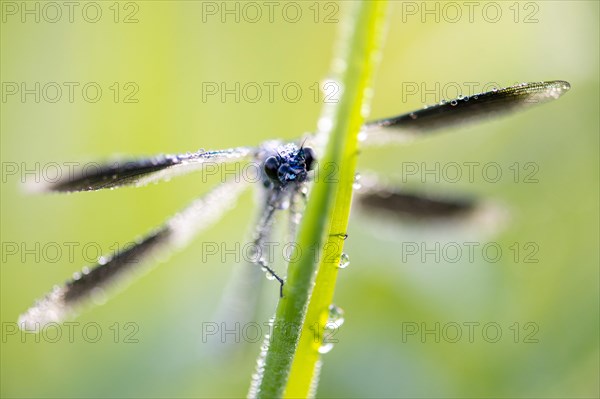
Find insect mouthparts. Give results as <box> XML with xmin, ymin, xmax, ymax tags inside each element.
<box><xmin>262</xmin><ymin>144</ymin><xmax>316</xmax><ymax>187</ymax></box>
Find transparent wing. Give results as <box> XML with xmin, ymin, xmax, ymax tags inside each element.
<box><xmin>19</xmin><ymin>178</ymin><xmax>249</xmax><ymax>331</ymax></box>
<box><xmin>207</xmin><ymin>187</ymin><xmax>287</xmax><ymax>346</ymax></box>
<box><xmin>363</xmin><ymin>81</ymin><xmax>570</xmax><ymax>143</ymax></box>
<box><xmin>29</xmin><ymin>147</ymin><xmax>253</xmax><ymax>193</ymax></box>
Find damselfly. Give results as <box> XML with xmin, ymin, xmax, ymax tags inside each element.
<box><xmin>18</xmin><ymin>81</ymin><xmax>571</xmax><ymax>331</ymax></box>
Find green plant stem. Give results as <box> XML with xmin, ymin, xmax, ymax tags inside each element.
<box><xmin>254</xmin><ymin>3</ymin><xmax>388</xmax><ymax>398</ymax></box>
<box><xmin>284</xmin><ymin>3</ymin><xmax>388</xmax><ymax>397</ymax></box>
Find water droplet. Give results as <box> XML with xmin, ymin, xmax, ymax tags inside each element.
<box><xmin>463</xmin><ymin>96</ymin><xmax>469</xmax><ymax>101</ymax></box>
<box><xmin>327</xmin><ymin>304</ymin><xmax>345</xmax><ymax>327</ymax></box>
<box><xmin>279</xmin><ymin>199</ymin><xmax>290</xmax><ymax>210</ymax></box>
<box><xmin>492</xmin><ymin>87</ymin><xmax>498</xmax><ymax>92</ymax></box>
<box><xmin>473</xmin><ymin>95</ymin><xmax>479</xmax><ymax>100</ymax></box>
<box><xmin>72</xmin><ymin>271</ymin><xmax>82</xmax><ymax>280</ymax></box>
<box><xmin>292</xmin><ymin>212</ymin><xmax>302</xmax><ymax>225</ymax></box>
<box><xmin>259</xmin><ymin>259</ymin><xmax>277</xmax><ymax>280</ymax></box>
<box><xmin>440</xmin><ymin>99</ymin><xmax>447</xmax><ymax>105</ymax></box>
<box><xmin>352</xmin><ymin>173</ymin><xmax>361</xmax><ymax>190</ymax></box>
<box><xmin>318</xmin><ymin>342</ymin><xmax>334</xmax><ymax>354</ymax></box>
<box><xmin>409</xmin><ymin>112</ymin><xmax>417</xmax><ymax>120</ymax></box>
<box><xmin>458</xmin><ymin>94</ymin><xmax>464</xmax><ymax>100</ymax></box>
<box><xmin>361</xmin><ymin>103</ymin><xmax>371</xmax><ymax>116</ymax></box>
<box><xmin>339</xmin><ymin>253</ymin><xmax>350</xmax><ymax>269</ymax></box>
<box><xmin>450</xmin><ymin>100</ymin><xmax>458</xmax><ymax>106</ymax></box>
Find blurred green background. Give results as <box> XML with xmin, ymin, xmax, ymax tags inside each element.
<box><xmin>1</xmin><ymin>1</ymin><xmax>598</xmax><ymax>397</ymax></box>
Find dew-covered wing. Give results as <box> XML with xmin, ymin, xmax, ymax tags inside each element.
<box><xmin>355</xmin><ymin>184</ymin><xmax>476</xmax><ymax>220</ymax></box>
<box><xmin>30</xmin><ymin>147</ymin><xmax>253</xmax><ymax>193</ymax></box>
<box><xmin>18</xmin><ymin>179</ymin><xmax>248</xmax><ymax>331</ymax></box>
<box><xmin>363</xmin><ymin>81</ymin><xmax>570</xmax><ymax>140</ymax></box>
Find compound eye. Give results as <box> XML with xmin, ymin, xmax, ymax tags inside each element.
<box><xmin>303</xmin><ymin>147</ymin><xmax>316</xmax><ymax>171</ymax></box>
<box><xmin>264</xmin><ymin>156</ymin><xmax>280</xmax><ymax>181</ymax></box>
